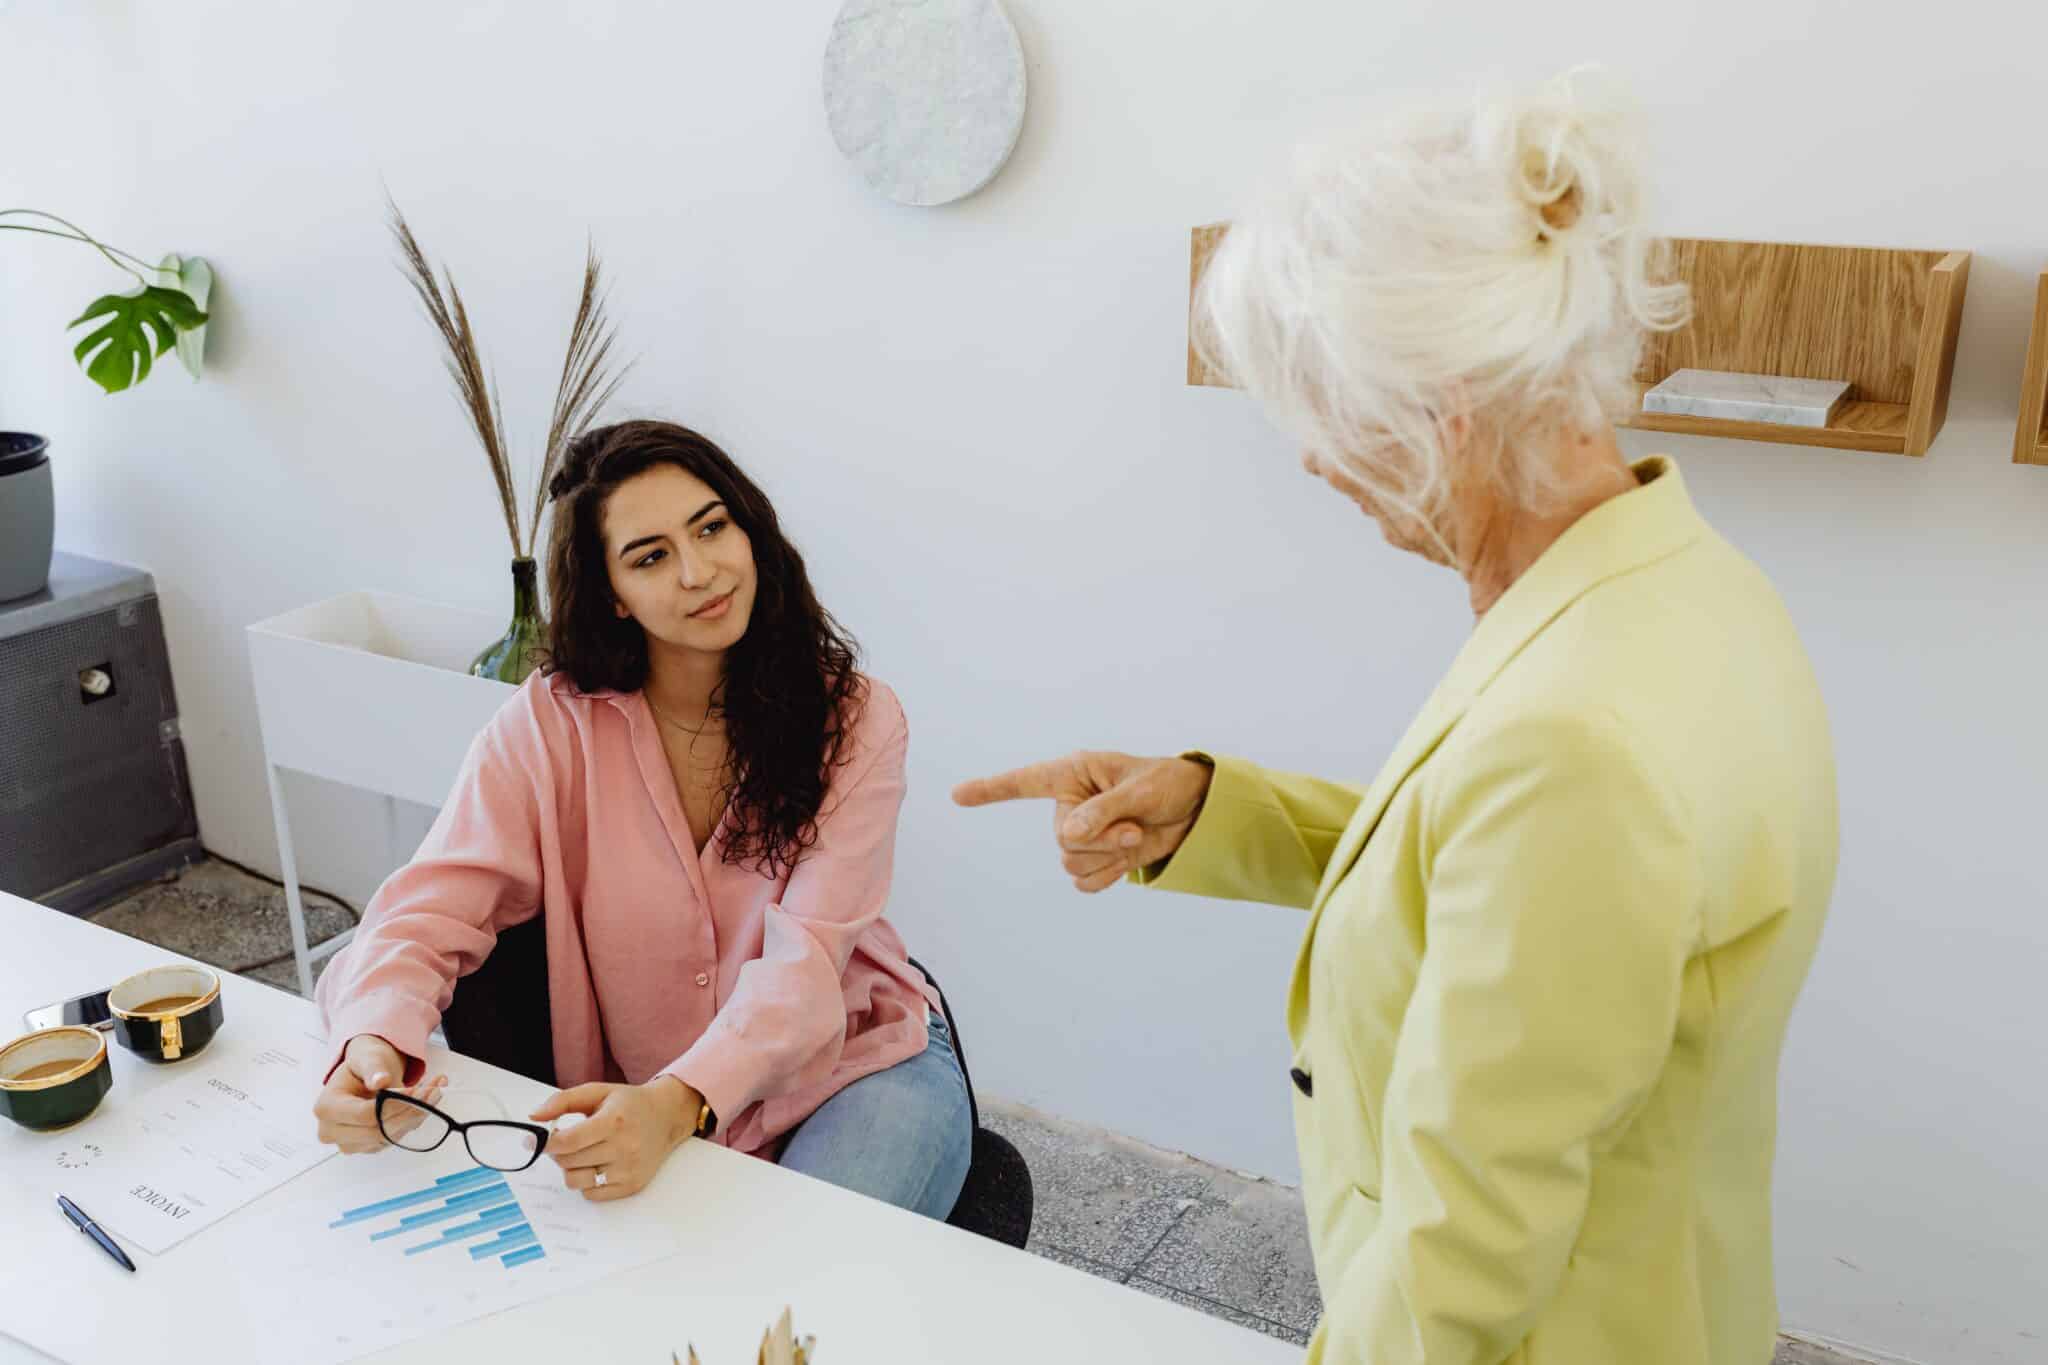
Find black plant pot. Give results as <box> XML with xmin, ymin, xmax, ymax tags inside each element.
<box><xmin>0</xmin><ymin>433</ymin><xmax>54</xmax><ymax>603</ymax></box>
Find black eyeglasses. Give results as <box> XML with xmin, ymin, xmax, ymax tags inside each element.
<box><xmin>374</xmin><ymin>1089</ymin><xmax>550</xmax><ymax>1172</ymax></box>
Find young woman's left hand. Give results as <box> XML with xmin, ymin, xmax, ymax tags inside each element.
<box><xmin>530</xmin><ymin>1077</ymin><xmax>701</xmax><ymax>1201</ymax></box>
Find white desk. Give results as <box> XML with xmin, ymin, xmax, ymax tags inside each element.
<box><xmin>0</xmin><ymin>893</ymin><xmax>1300</xmax><ymax>1364</ymax></box>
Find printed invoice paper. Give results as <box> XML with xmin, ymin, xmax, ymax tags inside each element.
<box><xmin>36</xmin><ymin>1032</ymin><xmax>334</xmax><ymax>1254</ymax></box>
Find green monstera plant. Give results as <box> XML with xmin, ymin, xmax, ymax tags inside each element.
<box><xmin>1</xmin><ymin>209</ymin><xmax>212</xmax><ymax>393</ymax></box>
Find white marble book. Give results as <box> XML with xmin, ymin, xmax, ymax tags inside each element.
<box><xmin>1642</xmin><ymin>369</ymin><xmax>1851</xmax><ymax>428</ymax></box>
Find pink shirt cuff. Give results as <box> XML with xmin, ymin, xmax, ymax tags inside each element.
<box><xmin>323</xmin><ymin>991</ymin><xmax>440</xmax><ymax>1088</ymax></box>
<box><xmin>661</xmin><ymin>1033</ymin><xmax>765</xmax><ymax>1141</ymax></box>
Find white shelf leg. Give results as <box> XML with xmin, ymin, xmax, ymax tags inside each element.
<box><xmin>307</xmin><ymin>928</ymin><xmax>354</xmax><ymax>964</ymax></box>
<box><xmin>263</xmin><ymin>760</ymin><xmax>316</xmax><ymax>999</ymax></box>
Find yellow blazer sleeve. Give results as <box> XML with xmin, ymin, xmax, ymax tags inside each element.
<box><xmin>1310</xmin><ymin>708</ymin><xmax>1702</xmax><ymax>1365</ymax></box>
<box><xmin>1132</xmin><ymin>754</ymin><xmax>1363</xmax><ymax>910</ymax></box>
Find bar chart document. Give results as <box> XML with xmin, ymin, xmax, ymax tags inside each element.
<box><xmin>235</xmin><ymin>1145</ymin><xmax>680</xmax><ymax>1364</ymax></box>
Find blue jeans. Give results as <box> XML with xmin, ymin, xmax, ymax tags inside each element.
<box><xmin>776</xmin><ymin>1014</ymin><xmax>973</xmax><ymax>1221</ymax></box>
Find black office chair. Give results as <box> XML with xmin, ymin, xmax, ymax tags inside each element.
<box><xmin>906</xmin><ymin>956</ymin><xmax>1035</xmax><ymax>1249</ymax></box>
<box><xmin>439</xmin><ymin>918</ymin><xmax>1033</xmax><ymax>1248</ymax></box>
<box><xmin>439</xmin><ymin>916</ymin><xmax>557</xmax><ymax>1084</ymax></box>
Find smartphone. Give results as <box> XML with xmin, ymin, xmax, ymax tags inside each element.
<box><xmin>22</xmin><ymin>988</ymin><xmax>114</xmax><ymax>1033</ymax></box>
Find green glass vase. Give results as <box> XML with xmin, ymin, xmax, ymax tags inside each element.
<box><xmin>470</xmin><ymin>556</ymin><xmax>547</xmax><ymax>683</ymax></box>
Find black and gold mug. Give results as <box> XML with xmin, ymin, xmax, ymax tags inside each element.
<box><xmin>108</xmin><ymin>964</ymin><xmax>224</xmax><ymax>1063</ymax></box>
<box><xmin>0</xmin><ymin>1026</ymin><xmax>114</xmax><ymax>1131</ymax></box>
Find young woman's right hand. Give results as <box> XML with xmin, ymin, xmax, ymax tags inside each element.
<box><xmin>952</xmin><ymin>751</ymin><xmax>1213</xmax><ymax>892</ymax></box>
<box><xmin>312</xmin><ymin>1033</ymin><xmax>447</xmax><ymax>1154</ymax></box>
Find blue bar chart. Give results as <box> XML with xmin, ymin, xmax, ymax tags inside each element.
<box><xmin>243</xmin><ymin>1145</ymin><xmax>678</xmax><ymax>1365</ymax></box>
<box><xmin>328</xmin><ymin>1164</ymin><xmax>548</xmax><ymax>1269</ymax></box>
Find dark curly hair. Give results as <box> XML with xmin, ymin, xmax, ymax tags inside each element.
<box><xmin>541</xmin><ymin>419</ymin><xmax>864</xmax><ymax>878</ymax></box>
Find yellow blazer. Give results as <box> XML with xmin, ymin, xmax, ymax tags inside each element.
<box><xmin>1141</xmin><ymin>458</ymin><xmax>1837</xmax><ymax>1365</ymax></box>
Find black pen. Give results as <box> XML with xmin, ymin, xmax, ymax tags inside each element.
<box><xmin>56</xmin><ymin>1193</ymin><xmax>136</xmax><ymax>1273</ymax></box>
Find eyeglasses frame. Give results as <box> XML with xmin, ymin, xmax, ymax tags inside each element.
<box><xmin>373</xmin><ymin>1088</ymin><xmax>551</xmax><ymax>1172</ymax></box>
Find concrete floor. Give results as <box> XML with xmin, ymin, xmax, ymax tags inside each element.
<box><xmin>89</xmin><ymin>859</ymin><xmax>1874</xmax><ymax>1363</ymax></box>
<box><xmin>980</xmin><ymin>1100</ymin><xmax>1320</xmax><ymax>1345</ymax></box>
<box><xmin>982</xmin><ymin>1103</ymin><xmax>1875</xmax><ymax>1364</ymax></box>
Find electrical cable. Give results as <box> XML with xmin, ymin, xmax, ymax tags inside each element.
<box><xmin>192</xmin><ymin>846</ymin><xmax>363</xmax><ymax>975</ymax></box>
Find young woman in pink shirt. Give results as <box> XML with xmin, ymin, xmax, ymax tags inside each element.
<box><xmin>309</xmin><ymin>419</ymin><xmax>972</xmax><ymax>1218</ymax></box>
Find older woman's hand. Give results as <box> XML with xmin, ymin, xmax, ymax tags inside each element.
<box><xmin>953</xmin><ymin>752</ymin><xmax>1213</xmax><ymax>892</ymax></box>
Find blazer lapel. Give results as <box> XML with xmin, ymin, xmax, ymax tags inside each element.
<box><xmin>1286</xmin><ymin>457</ymin><xmax>1707</xmax><ymax>1039</ymax></box>
<box><xmin>1312</xmin><ymin>691</ymin><xmax>1465</xmax><ymax>911</ymax></box>
<box><xmin>1287</xmin><ymin>687</ymin><xmax>1466</xmax><ymax>1037</ymax></box>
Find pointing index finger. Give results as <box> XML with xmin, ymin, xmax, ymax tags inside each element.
<box><xmin>951</xmin><ymin>760</ymin><xmax>1069</xmax><ymax>808</ymax></box>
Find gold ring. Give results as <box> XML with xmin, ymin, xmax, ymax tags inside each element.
<box><xmin>593</xmin><ymin>1169</ymin><xmax>608</xmax><ymax>1188</ymax></box>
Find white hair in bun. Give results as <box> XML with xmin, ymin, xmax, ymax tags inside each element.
<box><xmin>1195</xmin><ymin>67</ymin><xmax>1691</xmax><ymax>536</ymax></box>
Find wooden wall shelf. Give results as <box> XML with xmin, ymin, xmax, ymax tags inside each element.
<box><xmin>1628</xmin><ymin>238</ymin><xmax>1969</xmax><ymax>457</ymax></box>
<box><xmin>1187</xmin><ymin>227</ymin><xmax>1971</xmax><ymax>458</ymax></box>
<box><xmin>1187</xmin><ymin>223</ymin><xmax>1230</xmax><ymax>389</ymax></box>
<box><xmin>2015</xmin><ymin>271</ymin><xmax>2048</xmax><ymax>466</ymax></box>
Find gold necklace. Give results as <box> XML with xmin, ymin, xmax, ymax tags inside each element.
<box><xmin>646</xmin><ymin>693</ymin><xmax>722</xmax><ymax>737</ymax></box>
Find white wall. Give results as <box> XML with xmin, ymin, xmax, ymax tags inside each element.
<box><xmin>5</xmin><ymin>3</ymin><xmax>2044</xmax><ymax>1361</ymax></box>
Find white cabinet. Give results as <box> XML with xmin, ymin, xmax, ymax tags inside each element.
<box><xmin>245</xmin><ymin>592</ymin><xmax>517</xmax><ymax>994</ymax></box>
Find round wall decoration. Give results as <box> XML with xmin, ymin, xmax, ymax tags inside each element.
<box><xmin>822</xmin><ymin>0</ymin><xmax>1029</xmax><ymax>208</ymax></box>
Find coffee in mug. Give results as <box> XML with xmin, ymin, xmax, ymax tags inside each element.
<box><xmin>0</xmin><ymin>1026</ymin><xmax>114</xmax><ymax>1131</ymax></box>
<box><xmin>130</xmin><ymin>995</ymin><xmax>202</xmax><ymax>1014</ymax></box>
<box><xmin>108</xmin><ymin>964</ymin><xmax>225</xmax><ymax>1063</ymax></box>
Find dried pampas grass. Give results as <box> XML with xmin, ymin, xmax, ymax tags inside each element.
<box><xmin>676</xmin><ymin>1306</ymin><xmax>816</xmax><ymax>1364</ymax></box>
<box><xmin>388</xmin><ymin>197</ymin><xmax>630</xmax><ymax>560</ymax></box>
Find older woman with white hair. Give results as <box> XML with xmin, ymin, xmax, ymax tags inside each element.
<box><xmin>957</xmin><ymin>72</ymin><xmax>1839</xmax><ymax>1365</ymax></box>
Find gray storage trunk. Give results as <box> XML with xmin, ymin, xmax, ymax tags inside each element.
<box><xmin>0</xmin><ymin>551</ymin><xmax>202</xmax><ymax>913</ymax></box>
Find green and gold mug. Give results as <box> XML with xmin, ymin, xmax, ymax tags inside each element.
<box><xmin>0</xmin><ymin>1026</ymin><xmax>114</xmax><ymax>1131</ymax></box>
<box><xmin>108</xmin><ymin>964</ymin><xmax>224</xmax><ymax>1064</ymax></box>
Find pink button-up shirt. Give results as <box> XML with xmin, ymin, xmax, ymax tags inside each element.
<box><xmin>314</xmin><ymin>670</ymin><xmax>937</xmax><ymax>1158</ymax></box>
